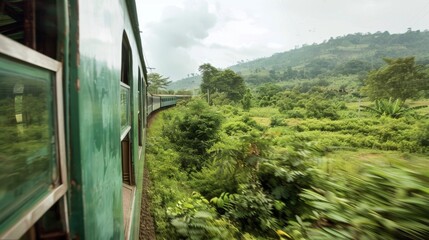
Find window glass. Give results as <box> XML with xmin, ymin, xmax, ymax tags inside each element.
<box><xmin>0</xmin><ymin>56</ymin><xmax>56</xmax><ymax>224</ymax></box>
<box><xmin>120</xmin><ymin>84</ymin><xmax>130</xmax><ymax>131</ymax></box>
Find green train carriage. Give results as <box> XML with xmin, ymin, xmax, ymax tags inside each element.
<box><xmin>0</xmin><ymin>0</ymin><xmax>177</xmax><ymax>239</ymax></box>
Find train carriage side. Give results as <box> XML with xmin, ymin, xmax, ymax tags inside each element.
<box><xmin>160</xmin><ymin>95</ymin><xmax>178</xmax><ymax>108</ymax></box>
<box><xmin>147</xmin><ymin>94</ymin><xmax>154</xmax><ymax>115</ymax></box>
<box><xmin>152</xmin><ymin>95</ymin><xmax>161</xmax><ymax>111</ymax></box>
<box><xmin>70</xmin><ymin>0</ymin><xmax>149</xmax><ymax>239</ymax></box>
<box><xmin>0</xmin><ymin>0</ymin><xmax>148</xmax><ymax>239</ymax></box>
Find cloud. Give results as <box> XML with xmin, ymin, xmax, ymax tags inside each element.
<box><xmin>142</xmin><ymin>0</ymin><xmax>218</xmax><ymax>79</ymax></box>
<box><xmin>149</xmin><ymin>3</ymin><xmax>217</xmax><ymax>48</ymax></box>
<box><xmin>139</xmin><ymin>0</ymin><xmax>429</xmax><ymax>81</ymax></box>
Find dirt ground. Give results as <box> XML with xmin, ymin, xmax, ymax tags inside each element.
<box><xmin>139</xmin><ymin>112</ymin><xmax>160</xmax><ymax>240</ymax></box>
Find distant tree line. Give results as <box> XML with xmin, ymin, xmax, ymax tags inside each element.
<box><xmin>230</xmin><ymin>30</ymin><xmax>429</xmax><ymax>86</ymax></box>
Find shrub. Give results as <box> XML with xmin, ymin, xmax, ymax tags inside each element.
<box><xmin>258</xmin><ymin>141</ymin><xmax>322</xmax><ymax>220</ymax></box>
<box><xmin>163</xmin><ymin>99</ymin><xmax>223</xmax><ymax>172</ymax></box>
<box><xmin>305</xmin><ymin>97</ymin><xmax>340</xmax><ymax>120</ymax></box>
<box><xmin>297</xmin><ymin>165</ymin><xmax>429</xmax><ymax>240</ymax></box>
<box><xmin>416</xmin><ymin>120</ymin><xmax>429</xmax><ymax>148</ymax></box>
<box><xmin>211</xmin><ymin>184</ymin><xmax>279</xmax><ymax>236</ymax></box>
<box><xmin>284</xmin><ymin>108</ymin><xmax>306</xmax><ymax>119</ymax></box>
<box><xmin>168</xmin><ymin>192</ymin><xmax>238</xmax><ymax>239</ymax></box>
<box><xmin>270</xmin><ymin>115</ymin><xmax>287</xmax><ymax>127</ymax></box>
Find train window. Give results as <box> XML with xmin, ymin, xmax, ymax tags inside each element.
<box><xmin>143</xmin><ymin>78</ymin><xmax>147</xmax><ymax>126</ymax></box>
<box><xmin>138</xmin><ymin>69</ymin><xmax>142</xmax><ymax>147</ymax></box>
<box><xmin>120</xmin><ymin>83</ymin><xmax>131</xmax><ymax>131</ymax></box>
<box><xmin>0</xmin><ymin>35</ymin><xmax>67</xmax><ymax>238</ymax></box>
<box><xmin>120</xmin><ymin>33</ymin><xmax>134</xmax><ymax>186</ymax></box>
<box><xmin>0</xmin><ymin>0</ymin><xmax>60</xmax><ymax>60</ymax></box>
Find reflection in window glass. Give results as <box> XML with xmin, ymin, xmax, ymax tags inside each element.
<box><xmin>120</xmin><ymin>85</ymin><xmax>130</xmax><ymax>131</ymax></box>
<box><xmin>0</xmin><ymin>57</ymin><xmax>56</xmax><ymax>224</ymax></box>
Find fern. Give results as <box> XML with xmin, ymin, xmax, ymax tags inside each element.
<box><xmin>168</xmin><ymin>192</ymin><xmax>238</xmax><ymax>239</ymax></box>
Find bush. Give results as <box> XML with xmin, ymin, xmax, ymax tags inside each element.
<box><xmin>163</xmin><ymin>99</ymin><xmax>223</xmax><ymax>172</ymax></box>
<box><xmin>270</xmin><ymin>115</ymin><xmax>287</xmax><ymax>127</ymax></box>
<box><xmin>305</xmin><ymin>97</ymin><xmax>340</xmax><ymax>120</ymax></box>
<box><xmin>284</xmin><ymin>108</ymin><xmax>306</xmax><ymax>119</ymax></box>
<box><xmin>296</xmin><ymin>165</ymin><xmax>429</xmax><ymax>240</ymax></box>
<box><xmin>168</xmin><ymin>192</ymin><xmax>238</xmax><ymax>239</ymax></box>
<box><xmin>258</xmin><ymin>141</ymin><xmax>322</xmax><ymax>220</ymax></box>
<box><xmin>416</xmin><ymin>120</ymin><xmax>429</xmax><ymax>148</ymax></box>
<box><xmin>211</xmin><ymin>184</ymin><xmax>279</xmax><ymax>236</ymax></box>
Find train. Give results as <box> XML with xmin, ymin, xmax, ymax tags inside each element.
<box><xmin>0</xmin><ymin>0</ymin><xmax>186</xmax><ymax>239</ymax></box>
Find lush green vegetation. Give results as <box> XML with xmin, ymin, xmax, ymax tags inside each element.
<box><xmin>146</xmin><ymin>97</ymin><xmax>429</xmax><ymax>239</ymax></box>
<box><xmin>148</xmin><ymin>34</ymin><xmax>429</xmax><ymax>239</ymax></box>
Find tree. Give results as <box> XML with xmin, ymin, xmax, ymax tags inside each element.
<box><xmin>199</xmin><ymin>63</ymin><xmax>220</xmax><ymax>95</ymax></box>
<box><xmin>211</xmin><ymin>69</ymin><xmax>246</xmax><ymax>101</ymax></box>
<box><xmin>361</xmin><ymin>57</ymin><xmax>427</xmax><ymax>101</ymax></box>
<box><xmin>148</xmin><ymin>73</ymin><xmax>171</xmax><ymax>93</ymax></box>
<box><xmin>199</xmin><ymin>63</ymin><xmax>246</xmax><ymax>103</ymax></box>
<box><xmin>241</xmin><ymin>89</ymin><xmax>252</xmax><ymax>111</ymax></box>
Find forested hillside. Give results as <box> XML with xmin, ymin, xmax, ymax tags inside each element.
<box><xmin>167</xmin><ymin>30</ymin><xmax>429</xmax><ymax>90</ymax></box>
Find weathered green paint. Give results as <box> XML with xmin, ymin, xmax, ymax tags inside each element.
<box><xmin>66</xmin><ymin>0</ymin><xmax>147</xmax><ymax>239</ymax></box>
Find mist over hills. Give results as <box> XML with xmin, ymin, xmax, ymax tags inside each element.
<box><xmin>167</xmin><ymin>30</ymin><xmax>429</xmax><ymax>91</ymax></box>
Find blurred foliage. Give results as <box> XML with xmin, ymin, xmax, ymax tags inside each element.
<box><xmin>211</xmin><ymin>184</ymin><xmax>279</xmax><ymax>236</ymax></box>
<box><xmin>168</xmin><ymin>192</ymin><xmax>238</xmax><ymax>240</ymax></box>
<box><xmin>258</xmin><ymin>142</ymin><xmax>322</xmax><ymax>221</ymax></box>
<box><xmin>287</xmin><ymin>165</ymin><xmax>429</xmax><ymax>240</ymax></box>
<box><xmin>148</xmin><ymin>79</ymin><xmax>429</xmax><ymax>239</ymax></box>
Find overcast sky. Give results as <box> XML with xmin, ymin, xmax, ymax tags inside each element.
<box><xmin>136</xmin><ymin>0</ymin><xmax>429</xmax><ymax>81</ymax></box>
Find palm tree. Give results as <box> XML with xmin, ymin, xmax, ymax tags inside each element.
<box><xmin>362</xmin><ymin>98</ymin><xmax>427</xmax><ymax>118</ymax></box>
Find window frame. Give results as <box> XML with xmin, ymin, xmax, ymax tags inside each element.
<box><xmin>120</xmin><ymin>33</ymin><xmax>135</xmax><ymax>186</ymax></box>
<box><xmin>0</xmin><ymin>34</ymin><xmax>68</xmax><ymax>239</ymax></box>
<box><xmin>120</xmin><ymin>81</ymin><xmax>131</xmax><ymax>137</ymax></box>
